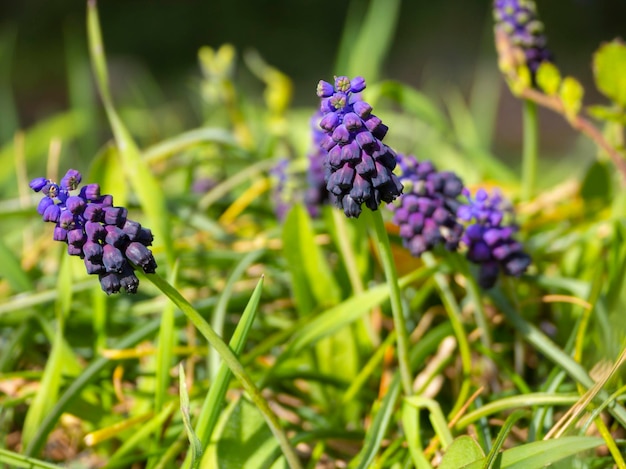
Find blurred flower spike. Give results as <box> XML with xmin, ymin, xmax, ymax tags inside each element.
<box><xmin>31</xmin><ymin>169</ymin><xmax>157</xmax><ymax>295</ymax></box>
<box><xmin>316</xmin><ymin>75</ymin><xmax>403</xmax><ymax>218</ymax></box>
<box><xmin>390</xmin><ymin>155</ymin><xmax>465</xmax><ymax>257</ymax></box>
<box><xmin>493</xmin><ymin>0</ymin><xmax>552</xmax><ymax>81</ymax></box>
<box><xmin>458</xmin><ymin>188</ymin><xmax>531</xmax><ymax>289</ymax></box>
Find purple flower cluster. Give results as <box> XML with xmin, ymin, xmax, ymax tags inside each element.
<box><xmin>30</xmin><ymin>169</ymin><xmax>157</xmax><ymax>295</ymax></box>
<box><xmin>493</xmin><ymin>0</ymin><xmax>552</xmax><ymax>75</ymax></box>
<box><xmin>304</xmin><ymin>112</ymin><xmax>330</xmax><ymax>218</ymax></box>
<box><xmin>390</xmin><ymin>155</ymin><xmax>464</xmax><ymax>256</ymax></box>
<box><xmin>316</xmin><ymin>76</ymin><xmax>403</xmax><ymax>218</ymax></box>
<box><xmin>457</xmin><ymin>188</ymin><xmax>531</xmax><ymax>288</ymax></box>
<box><xmin>270</xmin><ymin>159</ymin><xmax>292</xmax><ymax>222</ymax></box>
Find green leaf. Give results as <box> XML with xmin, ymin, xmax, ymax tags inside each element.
<box><xmin>216</xmin><ymin>397</ymin><xmax>280</xmax><ymax>469</ymax></box>
<box><xmin>463</xmin><ymin>437</ymin><xmax>604</xmax><ymax>469</ymax></box>
<box><xmin>439</xmin><ymin>436</ymin><xmax>484</xmax><ymax>469</ymax></box>
<box><xmin>586</xmin><ymin>105</ymin><xmax>626</xmax><ymax>124</ymax></box>
<box><xmin>352</xmin><ymin>375</ymin><xmax>401</xmax><ymax>469</ymax></box>
<box><xmin>0</xmin><ymin>237</ymin><xmax>33</xmax><ymax>292</ymax></box>
<box><xmin>593</xmin><ymin>40</ymin><xmax>626</xmax><ymax>107</ymax></box>
<box><xmin>580</xmin><ymin>160</ymin><xmax>612</xmax><ymax>204</ymax></box>
<box><xmin>559</xmin><ymin>77</ymin><xmax>584</xmax><ymax>121</ymax></box>
<box><xmin>180</xmin><ymin>365</ymin><xmax>203</xmax><ymax>469</ymax></box>
<box><xmin>536</xmin><ymin>62</ymin><xmax>561</xmax><ymax>96</ymax></box>
<box><xmin>0</xmin><ymin>449</ymin><xmax>62</xmax><ymax>469</ymax></box>
<box><xmin>282</xmin><ymin>204</ymin><xmax>341</xmax><ymax>314</ymax></box>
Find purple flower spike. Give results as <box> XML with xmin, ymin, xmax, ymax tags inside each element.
<box><xmin>458</xmin><ymin>188</ymin><xmax>530</xmax><ymax>288</ymax></box>
<box><xmin>389</xmin><ymin>155</ymin><xmax>465</xmax><ymax>257</ymax></box>
<box><xmin>493</xmin><ymin>0</ymin><xmax>552</xmax><ymax>78</ymax></box>
<box><xmin>29</xmin><ymin>169</ymin><xmax>157</xmax><ymax>294</ymax></box>
<box><xmin>315</xmin><ymin>75</ymin><xmax>403</xmax><ymax>218</ymax></box>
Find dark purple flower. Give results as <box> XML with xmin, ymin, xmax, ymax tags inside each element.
<box><xmin>316</xmin><ymin>76</ymin><xmax>403</xmax><ymax>218</ymax></box>
<box><xmin>493</xmin><ymin>0</ymin><xmax>552</xmax><ymax>77</ymax></box>
<box><xmin>30</xmin><ymin>169</ymin><xmax>157</xmax><ymax>294</ymax></box>
<box><xmin>389</xmin><ymin>155</ymin><xmax>465</xmax><ymax>256</ymax></box>
<box><xmin>458</xmin><ymin>188</ymin><xmax>530</xmax><ymax>288</ymax></box>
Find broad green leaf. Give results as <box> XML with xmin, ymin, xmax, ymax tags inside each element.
<box><xmin>282</xmin><ymin>204</ymin><xmax>341</xmax><ymax>314</ymax></box>
<box><xmin>593</xmin><ymin>40</ymin><xmax>626</xmax><ymax>107</ymax></box>
<box><xmin>439</xmin><ymin>436</ymin><xmax>484</xmax><ymax>469</ymax></box>
<box><xmin>580</xmin><ymin>160</ymin><xmax>612</xmax><ymax>204</ymax></box>
<box><xmin>559</xmin><ymin>77</ymin><xmax>584</xmax><ymax>121</ymax></box>
<box><xmin>216</xmin><ymin>398</ymin><xmax>279</xmax><ymax>469</ymax></box>
<box><xmin>463</xmin><ymin>437</ymin><xmax>604</xmax><ymax>469</ymax></box>
<box><xmin>87</xmin><ymin>143</ymin><xmax>128</xmax><ymax>207</ymax></box>
<box><xmin>536</xmin><ymin>62</ymin><xmax>561</xmax><ymax>96</ymax></box>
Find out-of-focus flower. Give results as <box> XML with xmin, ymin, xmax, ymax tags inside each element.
<box><xmin>304</xmin><ymin>112</ymin><xmax>330</xmax><ymax>218</ymax></box>
<box><xmin>30</xmin><ymin>169</ymin><xmax>157</xmax><ymax>294</ymax></box>
<box><xmin>316</xmin><ymin>76</ymin><xmax>403</xmax><ymax>218</ymax></box>
<box><xmin>390</xmin><ymin>155</ymin><xmax>465</xmax><ymax>256</ymax></box>
<box><xmin>493</xmin><ymin>0</ymin><xmax>552</xmax><ymax>76</ymax></box>
<box><xmin>458</xmin><ymin>188</ymin><xmax>530</xmax><ymax>288</ymax></box>
<box><xmin>270</xmin><ymin>158</ymin><xmax>294</xmax><ymax>222</ymax></box>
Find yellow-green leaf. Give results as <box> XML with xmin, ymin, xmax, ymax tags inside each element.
<box><xmin>593</xmin><ymin>40</ymin><xmax>626</xmax><ymax>107</ymax></box>
<box><xmin>536</xmin><ymin>62</ymin><xmax>561</xmax><ymax>96</ymax></box>
<box><xmin>559</xmin><ymin>77</ymin><xmax>584</xmax><ymax>121</ymax></box>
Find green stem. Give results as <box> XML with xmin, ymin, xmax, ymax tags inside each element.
<box><xmin>142</xmin><ymin>272</ymin><xmax>302</xmax><ymax>469</ymax></box>
<box><xmin>370</xmin><ymin>210</ymin><xmax>412</xmax><ymax>395</ymax></box>
<box><xmin>522</xmin><ymin>100</ymin><xmax>538</xmax><ymax>202</ymax></box>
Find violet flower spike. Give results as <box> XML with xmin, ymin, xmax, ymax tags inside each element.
<box><xmin>316</xmin><ymin>75</ymin><xmax>403</xmax><ymax>218</ymax></box>
<box><xmin>30</xmin><ymin>169</ymin><xmax>157</xmax><ymax>295</ymax></box>
<box><xmin>389</xmin><ymin>155</ymin><xmax>465</xmax><ymax>257</ymax></box>
<box><xmin>458</xmin><ymin>188</ymin><xmax>531</xmax><ymax>288</ymax></box>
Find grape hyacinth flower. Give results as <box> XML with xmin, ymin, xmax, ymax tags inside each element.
<box><xmin>390</xmin><ymin>155</ymin><xmax>465</xmax><ymax>256</ymax></box>
<box><xmin>493</xmin><ymin>0</ymin><xmax>552</xmax><ymax>76</ymax></box>
<box><xmin>316</xmin><ymin>76</ymin><xmax>403</xmax><ymax>218</ymax></box>
<box><xmin>304</xmin><ymin>112</ymin><xmax>330</xmax><ymax>218</ymax></box>
<box><xmin>30</xmin><ymin>169</ymin><xmax>157</xmax><ymax>294</ymax></box>
<box><xmin>458</xmin><ymin>188</ymin><xmax>531</xmax><ymax>289</ymax></box>
<box><xmin>270</xmin><ymin>158</ymin><xmax>294</xmax><ymax>222</ymax></box>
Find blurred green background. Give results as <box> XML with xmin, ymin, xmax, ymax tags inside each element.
<box><xmin>1</xmin><ymin>0</ymin><xmax>625</xmax><ymax>161</ymax></box>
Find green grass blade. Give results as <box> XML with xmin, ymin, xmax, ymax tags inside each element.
<box><xmin>465</xmin><ymin>437</ymin><xmax>604</xmax><ymax>469</ymax></box>
<box><xmin>0</xmin><ymin>449</ymin><xmax>62</xmax><ymax>469</ymax></box>
<box><xmin>344</xmin><ymin>0</ymin><xmax>401</xmax><ymax>82</ymax></box>
<box><xmin>22</xmin><ymin>254</ymin><xmax>73</xmax><ymax>453</ymax></box>
<box><xmin>180</xmin><ymin>365</ymin><xmax>202</xmax><ymax>469</ymax></box>
<box><xmin>87</xmin><ymin>0</ymin><xmax>174</xmax><ymax>267</ymax></box>
<box><xmin>482</xmin><ymin>410</ymin><xmax>527</xmax><ymax>469</ymax></box>
<box><xmin>209</xmin><ymin>250</ymin><xmax>265</xmax><ymax>379</ymax></box>
<box><xmin>287</xmin><ymin>266</ymin><xmax>432</xmax><ymax>354</ymax></box>
<box><xmin>282</xmin><ymin>204</ymin><xmax>341</xmax><ymax>315</ymax></box>
<box><xmin>352</xmin><ymin>375</ymin><xmax>401</xmax><ymax>469</ymax></box>
<box><xmin>155</xmin><ymin>262</ymin><xmax>180</xmax><ymax>413</ymax></box>
<box><xmin>142</xmin><ymin>127</ymin><xmax>237</xmax><ymax>164</ymax></box>
<box><xmin>185</xmin><ymin>277</ymin><xmax>265</xmax><ymax>469</ymax></box>
<box><xmin>107</xmin><ymin>401</ymin><xmax>178</xmax><ymax>466</ymax></box>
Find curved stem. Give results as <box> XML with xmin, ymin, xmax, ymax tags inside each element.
<box><xmin>522</xmin><ymin>100</ymin><xmax>539</xmax><ymax>202</ymax></box>
<box><xmin>370</xmin><ymin>210</ymin><xmax>413</xmax><ymax>395</ymax></box>
<box><xmin>143</xmin><ymin>272</ymin><xmax>302</xmax><ymax>469</ymax></box>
